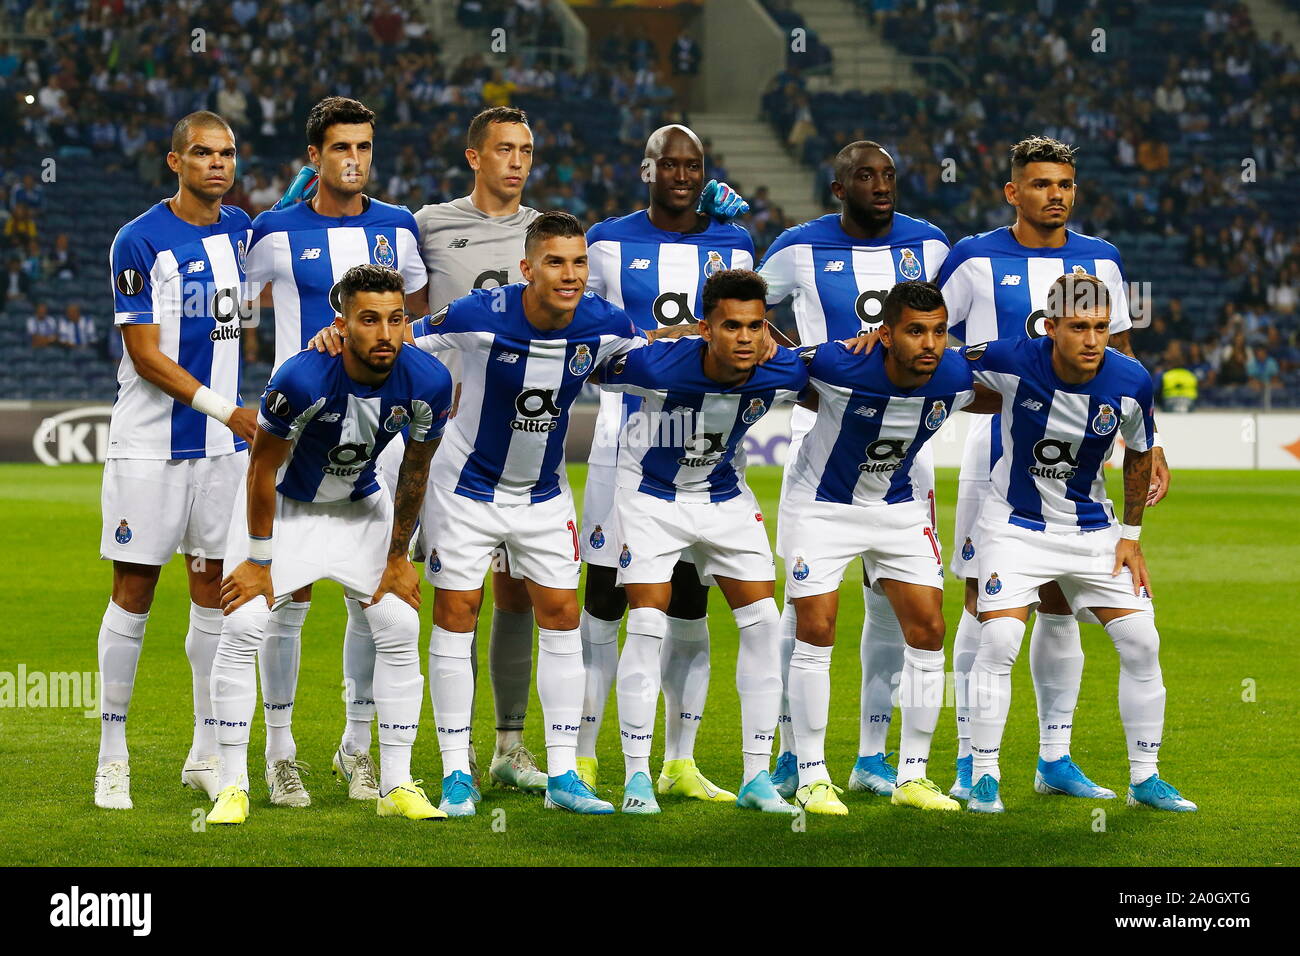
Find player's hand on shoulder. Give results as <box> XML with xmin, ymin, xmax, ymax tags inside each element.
<box><xmin>839</xmin><ymin>328</ymin><xmax>881</xmax><ymax>355</ymax></box>
<box><xmin>221</xmin><ymin>560</ymin><xmax>274</xmax><ymax>615</ymax></box>
<box><xmin>307</xmin><ymin>325</ymin><xmax>344</xmax><ymax>355</ymax></box>
<box><xmin>1112</xmin><ymin>538</ymin><xmax>1152</xmax><ymax>597</ymax></box>
<box><xmin>227</xmin><ymin>406</ymin><xmax>258</xmax><ymax>443</ymax></box>
<box><xmin>757</xmin><ymin>333</ymin><xmax>779</xmax><ymax>364</ymax></box>
<box><xmin>373</xmin><ymin>556</ymin><xmax>421</xmax><ymax>611</ymax></box>
<box><xmin>1148</xmin><ymin>447</ymin><xmax>1171</xmax><ymax>506</ymax></box>
<box><xmin>697</xmin><ymin>179</ymin><xmax>750</xmax><ymax>221</ymax></box>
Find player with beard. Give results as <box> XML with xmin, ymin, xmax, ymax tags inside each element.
<box><xmin>758</xmin><ymin>141</ymin><xmax>950</xmax><ymax>799</ymax></box>
<box><xmin>242</xmin><ymin>96</ymin><xmax>429</xmax><ymax>808</ymax></box>
<box><xmin>94</xmin><ymin>111</ymin><xmax>255</xmax><ymax>809</ymax></box>
<box><xmin>575</xmin><ymin>124</ymin><xmax>754</xmax><ymax>802</ymax></box>
<box><xmin>937</xmin><ymin>136</ymin><xmax>1171</xmax><ymax>803</ymax></box>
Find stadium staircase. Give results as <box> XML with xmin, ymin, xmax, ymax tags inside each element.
<box><xmin>787</xmin><ymin>0</ymin><xmax>927</xmax><ymax>94</ymax></box>
<box><xmin>688</xmin><ymin>112</ymin><xmax>824</xmax><ymax>223</ymax></box>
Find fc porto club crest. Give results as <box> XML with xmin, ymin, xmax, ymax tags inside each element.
<box><xmin>961</xmin><ymin>537</ymin><xmax>975</xmax><ymax>562</ymax></box>
<box><xmin>429</xmin><ymin>549</ymin><xmax>442</xmax><ymax>574</ymax></box>
<box><xmin>898</xmin><ymin>248</ymin><xmax>922</xmax><ymax>280</ymax></box>
<box><xmin>589</xmin><ymin>525</ymin><xmax>606</xmax><ymax>550</ymax></box>
<box><xmin>619</xmin><ymin>544</ymin><xmax>632</xmax><ymax>568</ymax></box>
<box><xmin>985</xmin><ymin>572</ymin><xmax>1002</xmax><ymax>596</ymax></box>
<box><xmin>792</xmin><ymin>556</ymin><xmax>810</xmax><ymax>581</ymax></box>
<box><xmin>384</xmin><ymin>405</ymin><xmax>410</xmax><ymax>432</ymax></box>
<box><xmin>114</xmin><ymin>519</ymin><xmax>132</xmax><ymax>545</ymax></box>
<box><xmin>372</xmin><ymin>234</ymin><xmax>395</xmax><ymax>268</ymax></box>
<box><xmin>569</xmin><ymin>343</ymin><xmax>593</xmax><ymax>376</ymax></box>
<box><xmin>741</xmin><ymin>397</ymin><xmax>767</xmax><ymax>425</ymax></box>
<box><xmin>1091</xmin><ymin>403</ymin><xmax>1117</xmax><ymax>436</ymax></box>
<box><xmin>236</xmin><ymin>238</ymin><xmax>247</xmax><ymax>273</ymax></box>
<box><xmin>704</xmin><ymin>250</ymin><xmax>726</xmax><ymax>278</ymax></box>
<box><xmin>924</xmin><ymin>399</ymin><xmax>948</xmax><ymax>431</ymax></box>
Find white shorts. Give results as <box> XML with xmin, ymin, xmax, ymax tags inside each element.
<box><xmin>422</xmin><ymin>482</ymin><xmax>582</xmax><ymax>591</ymax></box>
<box><xmin>100</xmin><ymin>452</ymin><xmax>247</xmax><ymax>565</ymax></box>
<box><xmin>224</xmin><ymin>484</ymin><xmax>393</xmax><ymax>604</ymax></box>
<box><xmin>612</xmin><ymin>487</ymin><xmax>775</xmax><ymax>586</ymax></box>
<box><xmin>975</xmin><ymin>518</ymin><xmax>1155</xmax><ymax>615</ymax></box>
<box><xmin>779</xmin><ymin>496</ymin><xmax>944</xmax><ymax>599</ymax></box>
<box><xmin>579</xmin><ymin>463</ymin><xmax>620</xmax><ymax>567</ymax></box>
<box><xmin>950</xmin><ymin>475</ymin><xmax>989</xmax><ymax>579</ymax></box>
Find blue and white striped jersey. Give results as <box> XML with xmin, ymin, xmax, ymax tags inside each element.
<box><xmin>108</xmin><ymin>200</ymin><xmax>252</xmax><ymax>460</ymax></box>
<box><xmin>600</xmin><ymin>338</ymin><xmax>807</xmax><ymax>503</ymax></box>
<box><xmin>257</xmin><ymin>346</ymin><xmax>452</xmax><ymax>504</ymax></box>
<box><xmin>585</xmin><ymin>210</ymin><xmax>755</xmax><ymax>468</ymax></box>
<box><xmin>937</xmin><ymin>226</ymin><xmax>1132</xmax><ymax>345</ymax></box>
<box><xmin>410</xmin><ymin>284</ymin><xmax>645</xmax><ymax>504</ymax></box>
<box><xmin>964</xmin><ymin>337</ymin><xmax>1155</xmax><ymax>533</ymax></box>
<box><xmin>788</xmin><ymin>343</ymin><xmax>975</xmax><ymax>507</ymax></box>
<box><xmin>244</xmin><ymin>198</ymin><xmax>427</xmax><ymax>371</ymax></box>
<box><xmin>757</xmin><ymin>212</ymin><xmax>950</xmax><ymax>345</ymax></box>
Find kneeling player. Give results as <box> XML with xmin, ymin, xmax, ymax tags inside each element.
<box><xmin>207</xmin><ymin>265</ymin><xmax>453</xmax><ymax>825</ymax></box>
<box><xmin>600</xmin><ymin>269</ymin><xmax>803</xmax><ymax>815</ymax></box>
<box><xmin>963</xmin><ymin>274</ymin><xmax>1194</xmax><ymax>813</ymax></box>
<box><xmin>782</xmin><ymin>281</ymin><xmax>989</xmax><ymax>815</ymax></box>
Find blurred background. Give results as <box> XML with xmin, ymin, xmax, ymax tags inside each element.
<box><xmin>0</xmin><ymin>0</ymin><xmax>1298</xmax><ymax>416</ymax></box>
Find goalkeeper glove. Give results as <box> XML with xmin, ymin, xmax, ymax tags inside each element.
<box><xmin>273</xmin><ymin>165</ymin><xmax>319</xmax><ymax>210</ymax></box>
<box><xmin>697</xmin><ymin>179</ymin><xmax>749</xmax><ymax>220</ymax></box>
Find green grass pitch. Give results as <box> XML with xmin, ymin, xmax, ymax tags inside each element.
<box><xmin>1</xmin><ymin>462</ymin><xmax>1296</xmax><ymax>866</ymax></box>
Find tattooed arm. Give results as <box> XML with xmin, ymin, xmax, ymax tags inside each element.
<box><xmin>1113</xmin><ymin>446</ymin><xmax>1153</xmax><ymax>597</ymax></box>
<box><xmin>371</xmin><ymin>435</ymin><xmax>441</xmax><ymax>610</ymax></box>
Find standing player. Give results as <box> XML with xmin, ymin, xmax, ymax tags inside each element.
<box><xmin>598</xmin><ymin>269</ymin><xmax>801</xmax><ymax>815</ymax></box>
<box><xmin>758</xmin><ymin>141</ymin><xmax>950</xmax><ymax>797</ymax></box>
<box><xmin>577</xmin><ymin>124</ymin><xmax>754</xmax><ymax>802</ymax></box>
<box><xmin>938</xmin><ymin>136</ymin><xmax>1171</xmax><ymax>801</ymax></box>
<box><xmin>207</xmin><ymin>264</ymin><xmax>453</xmax><ymax>825</ymax></box>
<box><xmin>243</xmin><ymin>96</ymin><xmax>428</xmax><ymax>807</ymax></box>
<box><xmin>782</xmin><ymin>282</ymin><xmax>989</xmax><ymax>815</ymax></box>
<box><xmin>962</xmin><ymin>274</ymin><xmax>1194</xmax><ymax>813</ymax></box>
<box><xmin>94</xmin><ymin>111</ymin><xmax>255</xmax><ymax>809</ymax></box>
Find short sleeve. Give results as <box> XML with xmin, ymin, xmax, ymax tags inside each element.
<box><xmin>242</xmin><ymin>229</ymin><xmax>274</xmax><ymax>296</ymax></box>
<box><xmin>397</xmin><ymin>224</ymin><xmax>428</xmax><ymax>293</ymax></box>
<box><xmin>938</xmin><ymin>258</ymin><xmax>977</xmax><ymax>343</ymax></box>
<box><xmin>410</xmin><ymin>299</ymin><xmax>478</xmax><ymax>354</ymax></box>
<box><xmin>258</xmin><ymin>364</ymin><xmax>321</xmax><ymax>439</ymax></box>
<box><xmin>111</xmin><ymin>230</ymin><xmax>157</xmax><ymax>326</ymax></box>
<box><xmin>757</xmin><ymin>239</ymin><xmax>798</xmax><ymax>305</ymax></box>
<box><xmin>408</xmin><ymin>367</ymin><xmax>454</xmax><ymax>443</ymax></box>
<box><xmin>1119</xmin><ymin>374</ymin><xmax>1156</xmax><ymax>452</ymax></box>
<box><xmin>598</xmin><ymin>343</ymin><xmax>654</xmax><ymax>395</ymax></box>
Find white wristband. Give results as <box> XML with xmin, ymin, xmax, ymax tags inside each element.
<box><xmin>1120</xmin><ymin>524</ymin><xmax>1142</xmax><ymax>541</ymax></box>
<box><xmin>248</xmin><ymin>535</ymin><xmax>272</xmax><ymax>565</ymax></box>
<box><xmin>192</xmin><ymin>385</ymin><xmax>237</xmax><ymax>425</ymax></box>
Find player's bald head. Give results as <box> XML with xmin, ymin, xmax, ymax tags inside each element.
<box><xmin>644</xmin><ymin>125</ymin><xmax>703</xmax><ymax>161</ymax></box>
<box><xmin>171</xmin><ymin>111</ymin><xmax>235</xmax><ymax>155</ymax></box>
<box><xmin>834</xmin><ymin>140</ymin><xmax>890</xmax><ymax>184</ymax></box>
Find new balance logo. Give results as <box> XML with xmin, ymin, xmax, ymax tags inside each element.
<box><xmin>496</xmin><ymin>351</ymin><xmax>520</xmax><ymax>364</ymax></box>
<box><xmin>185</xmin><ymin>260</ymin><xmax>206</xmax><ymax>274</ymax></box>
<box><xmin>628</xmin><ymin>258</ymin><xmax>651</xmax><ymax>270</ymax></box>
<box><xmin>1020</xmin><ymin>398</ymin><xmax>1044</xmax><ymax>411</ymax></box>
<box><xmin>448</xmin><ymin>238</ymin><xmax>469</xmax><ymax>248</ymax></box>
<box><xmin>854</xmin><ymin>405</ymin><xmax>878</xmax><ymax>417</ymax></box>
<box><xmin>1000</xmin><ymin>274</ymin><xmax>1022</xmax><ymax>286</ymax></box>
<box><xmin>824</xmin><ymin>260</ymin><xmax>845</xmax><ymax>272</ymax></box>
<box><xmin>299</xmin><ymin>248</ymin><xmax>322</xmax><ymax>260</ymax></box>
<box><xmin>317</xmin><ymin>412</ymin><xmax>341</xmax><ymax>422</ymax></box>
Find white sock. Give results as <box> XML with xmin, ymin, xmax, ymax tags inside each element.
<box><xmin>577</xmin><ymin>610</ymin><xmax>620</xmax><ymax>760</ymax></box>
<box><xmin>429</xmin><ymin>625</ymin><xmax>475</xmax><ymax>776</ymax></box>
<box><xmin>96</xmin><ymin>600</ymin><xmax>148</xmax><ymax>764</ymax></box>
<box><xmin>490</xmin><ymin>607</ymin><xmax>534</xmax><ymax>754</ymax></box>
<box><xmin>341</xmin><ymin>597</ymin><xmax>375</xmax><ymax>755</ymax></box>
<box><xmin>617</xmin><ymin>607</ymin><xmax>666</xmax><ymax>782</ymax></box>
<box><xmin>776</xmin><ymin>601</ymin><xmax>797</xmax><ymax>754</ymax></box>
<box><xmin>952</xmin><ymin>608</ymin><xmax>981</xmax><ymax>760</ymax></box>
<box><xmin>537</xmin><ymin>626</ymin><xmax>584</xmax><ymax>777</ymax></box>
<box><xmin>789</xmin><ymin>641</ymin><xmax>834</xmax><ymax>787</ymax></box>
<box><xmin>968</xmin><ymin>616</ymin><xmax>1026</xmax><ymax>783</ymax></box>
<box><xmin>898</xmin><ymin>645</ymin><xmax>946</xmax><ymax>784</ymax></box>
<box><xmin>185</xmin><ymin>603</ymin><xmax>223</xmax><ymax>760</ymax></box>
<box><xmin>259</xmin><ymin>600</ymin><xmax>307</xmax><ymax>763</ymax></box>
<box><xmin>1030</xmin><ymin>611</ymin><xmax>1083</xmax><ymax>762</ymax></box>
<box><xmin>735</xmin><ymin>598</ymin><xmax>781</xmax><ymax>786</ymax></box>
<box><xmin>661</xmin><ymin>615</ymin><xmax>709</xmax><ymax>762</ymax></box>
<box><xmin>366</xmin><ymin>595</ymin><xmax>423</xmax><ymax>795</ymax></box>
<box><xmin>1104</xmin><ymin>610</ymin><xmax>1166</xmax><ymax>785</ymax></box>
<box><xmin>212</xmin><ymin>598</ymin><xmax>270</xmax><ymax>790</ymax></box>
<box><xmin>858</xmin><ymin>587</ymin><xmax>904</xmax><ymax>757</ymax></box>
